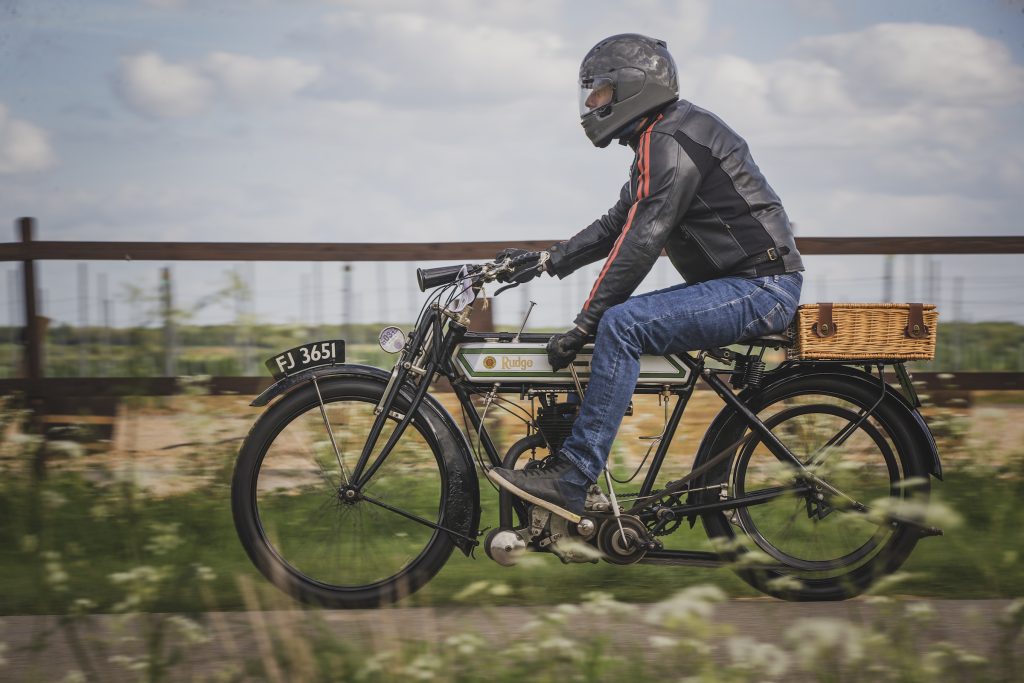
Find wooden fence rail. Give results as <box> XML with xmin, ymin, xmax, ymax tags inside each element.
<box><xmin>2</xmin><ymin>217</ymin><xmax>1023</xmax><ymax>399</ymax></box>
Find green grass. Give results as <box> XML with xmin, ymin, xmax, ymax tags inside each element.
<box><xmin>0</xmin><ymin>458</ymin><xmax>1021</xmax><ymax>615</ymax></box>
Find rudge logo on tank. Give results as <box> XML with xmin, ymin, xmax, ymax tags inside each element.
<box><xmin>501</xmin><ymin>356</ymin><xmax>534</xmax><ymax>370</ymax></box>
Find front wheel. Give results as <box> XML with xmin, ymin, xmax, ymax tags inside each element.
<box><xmin>701</xmin><ymin>374</ymin><xmax>933</xmax><ymax>601</ymax></box>
<box><xmin>232</xmin><ymin>377</ymin><xmax>457</xmax><ymax>608</ymax></box>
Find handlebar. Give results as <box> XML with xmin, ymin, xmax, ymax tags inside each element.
<box><xmin>416</xmin><ymin>264</ymin><xmax>467</xmax><ymax>292</ymax></box>
<box><xmin>416</xmin><ymin>252</ymin><xmax>546</xmax><ymax>292</ymax></box>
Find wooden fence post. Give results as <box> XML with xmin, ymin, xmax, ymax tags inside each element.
<box><xmin>18</xmin><ymin>217</ymin><xmax>49</xmax><ymax>477</ymax></box>
<box><xmin>18</xmin><ymin>217</ymin><xmax>42</xmax><ymax>382</ymax></box>
<box><xmin>160</xmin><ymin>266</ymin><xmax>177</xmax><ymax>376</ymax></box>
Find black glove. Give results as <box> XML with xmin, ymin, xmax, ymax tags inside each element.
<box><xmin>495</xmin><ymin>248</ymin><xmax>547</xmax><ymax>284</ymax></box>
<box><xmin>547</xmin><ymin>327</ymin><xmax>587</xmax><ymax>371</ymax></box>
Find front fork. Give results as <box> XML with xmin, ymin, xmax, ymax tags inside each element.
<box><xmin>348</xmin><ymin>319</ymin><xmax>466</xmax><ymax>489</ymax></box>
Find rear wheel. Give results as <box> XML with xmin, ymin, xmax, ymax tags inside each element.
<box><xmin>231</xmin><ymin>378</ymin><xmax>455</xmax><ymax>608</ymax></box>
<box><xmin>701</xmin><ymin>374</ymin><xmax>931</xmax><ymax>600</ymax></box>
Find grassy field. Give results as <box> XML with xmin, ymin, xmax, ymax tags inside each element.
<box><xmin>1</xmin><ymin>385</ymin><xmax>1022</xmax><ymax>616</ymax></box>
<box><xmin>2</xmin><ymin>464</ymin><xmax>1023</xmax><ymax>617</ymax></box>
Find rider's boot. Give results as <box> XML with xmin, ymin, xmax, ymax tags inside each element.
<box><xmin>487</xmin><ymin>453</ymin><xmax>590</xmax><ymax>523</ymax></box>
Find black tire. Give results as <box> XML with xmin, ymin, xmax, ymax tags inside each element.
<box><xmin>232</xmin><ymin>377</ymin><xmax>456</xmax><ymax>608</ymax></box>
<box><xmin>701</xmin><ymin>374</ymin><xmax>931</xmax><ymax>601</ymax></box>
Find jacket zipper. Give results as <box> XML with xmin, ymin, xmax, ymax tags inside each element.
<box><xmin>683</xmin><ymin>230</ymin><xmax>722</xmax><ymax>269</ymax></box>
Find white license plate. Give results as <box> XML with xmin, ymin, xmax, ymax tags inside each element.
<box><xmin>265</xmin><ymin>340</ymin><xmax>345</xmax><ymax>379</ymax></box>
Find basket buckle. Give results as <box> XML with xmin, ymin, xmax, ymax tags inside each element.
<box><xmin>812</xmin><ymin>302</ymin><xmax>837</xmax><ymax>338</ymax></box>
<box><xmin>904</xmin><ymin>303</ymin><xmax>930</xmax><ymax>339</ymax></box>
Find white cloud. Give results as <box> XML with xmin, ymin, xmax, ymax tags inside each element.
<box><xmin>116</xmin><ymin>51</ymin><xmax>321</xmax><ymax>118</ymax></box>
<box><xmin>117</xmin><ymin>52</ymin><xmax>215</xmax><ymax>118</ymax></box>
<box><xmin>316</xmin><ymin>10</ymin><xmax>573</xmax><ymax>102</ymax></box>
<box><xmin>203</xmin><ymin>52</ymin><xmax>322</xmax><ymax>104</ymax></box>
<box><xmin>306</xmin><ymin>1</ymin><xmax>708</xmax><ymax>105</ymax></box>
<box><xmin>0</xmin><ymin>104</ymin><xmax>55</xmax><ymax>173</ymax></box>
<box><xmin>682</xmin><ymin>22</ymin><xmax>1023</xmax><ymax>198</ymax></box>
<box><xmin>797</xmin><ymin>188</ymin><xmax>1006</xmax><ymax>236</ymax></box>
<box><xmin>798</xmin><ymin>23</ymin><xmax>1024</xmax><ymax>107</ymax></box>
<box><xmin>664</xmin><ymin>21</ymin><xmax>1024</xmax><ymax>243</ymax></box>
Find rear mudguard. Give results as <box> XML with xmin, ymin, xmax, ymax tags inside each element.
<box><xmin>687</xmin><ymin>363</ymin><xmax>942</xmax><ymax>507</ymax></box>
<box><xmin>250</xmin><ymin>364</ymin><xmax>480</xmax><ymax>555</ymax></box>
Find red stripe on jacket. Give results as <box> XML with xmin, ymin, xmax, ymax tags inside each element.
<box><xmin>582</xmin><ymin>117</ymin><xmax>661</xmax><ymax>314</ymax></box>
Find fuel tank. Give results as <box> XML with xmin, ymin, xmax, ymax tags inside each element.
<box><xmin>453</xmin><ymin>342</ymin><xmax>691</xmax><ymax>385</ymax></box>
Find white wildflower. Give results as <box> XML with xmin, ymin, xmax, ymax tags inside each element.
<box><xmin>905</xmin><ymin>601</ymin><xmax>936</xmax><ymax>623</ymax></box>
<box><xmin>680</xmin><ymin>637</ymin><xmax>713</xmax><ymax>657</ymax></box>
<box><xmin>1000</xmin><ymin>598</ymin><xmax>1024</xmax><ymax>628</ymax></box>
<box><xmin>193</xmin><ymin>564</ymin><xmax>217</xmax><ymax>582</ymax></box>
<box><xmin>444</xmin><ymin>633</ymin><xmax>484</xmax><ymax>656</ymax></box>
<box><xmin>867</xmin><ymin>496</ymin><xmax>962</xmax><ymax>530</ymax></box>
<box><xmin>356</xmin><ymin>651</ymin><xmax>393</xmax><ymax>680</ymax></box>
<box><xmin>453</xmin><ymin>580</ymin><xmax>489</xmax><ymax>601</ymax></box>
<box><xmin>47</xmin><ymin>440</ymin><xmax>85</xmax><ymax>459</ymax></box>
<box><xmin>403</xmin><ymin>653</ymin><xmax>442</xmax><ymax>681</ymax></box>
<box><xmin>41</xmin><ymin>490</ymin><xmax>68</xmax><ymax>509</ymax></box>
<box><xmin>865</xmin><ymin>571</ymin><xmax>919</xmax><ymax>596</ymax></box>
<box><xmin>644</xmin><ymin>585</ymin><xmax>725</xmax><ymax>628</ymax></box>
<box><xmin>43</xmin><ymin>551</ymin><xmax>69</xmax><ymax>591</ymax></box>
<box><xmin>727</xmin><ymin>636</ymin><xmax>790</xmax><ymax>678</ymax></box>
<box><xmin>649</xmin><ymin>635</ymin><xmax>678</xmax><ymax>649</ymax></box>
<box><xmin>144</xmin><ymin>523</ymin><xmax>183</xmax><ymax>556</ymax></box>
<box><xmin>580</xmin><ymin>591</ymin><xmax>636</xmax><ymax>618</ymax></box>
<box><xmin>114</xmin><ymin>654</ymin><xmax>149</xmax><ymax>672</ymax></box>
<box><xmin>10</xmin><ymin>433</ymin><xmax>43</xmax><ymax>449</ymax></box>
<box><xmin>71</xmin><ymin>598</ymin><xmax>96</xmax><ymax>615</ymax></box>
<box><xmin>786</xmin><ymin>619</ymin><xmax>864</xmax><ymax>667</ymax></box>
<box><xmin>765</xmin><ymin>575</ymin><xmax>804</xmax><ymax>594</ymax></box>
<box><xmin>20</xmin><ymin>534</ymin><xmax>38</xmax><ymax>553</ymax></box>
<box><xmin>488</xmin><ymin>582</ymin><xmax>512</xmax><ymax>597</ymax></box>
<box><xmin>168</xmin><ymin>615</ymin><xmax>210</xmax><ymax>645</ymax></box>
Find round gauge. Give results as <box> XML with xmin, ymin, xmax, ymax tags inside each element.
<box><xmin>378</xmin><ymin>326</ymin><xmax>406</xmax><ymax>354</ymax></box>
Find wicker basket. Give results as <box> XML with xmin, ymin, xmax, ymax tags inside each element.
<box><xmin>789</xmin><ymin>303</ymin><xmax>938</xmax><ymax>360</ymax></box>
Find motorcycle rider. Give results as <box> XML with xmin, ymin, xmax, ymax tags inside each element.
<box><xmin>486</xmin><ymin>34</ymin><xmax>805</xmax><ymax>523</ymax></box>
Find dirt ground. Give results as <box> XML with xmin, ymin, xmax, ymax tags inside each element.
<box><xmin>14</xmin><ymin>387</ymin><xmax>1021</xmax><ymax>497</ymax></box>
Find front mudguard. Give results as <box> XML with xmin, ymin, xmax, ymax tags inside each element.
<box><xmin>250</xmin><ymin>364</ymin><xmax>480</xmax><ymax>555</ymax></box>
<box><xmin>686</xmin><ymin>362</ymin><xmax>943</xmax><ymax>508</ymax></box>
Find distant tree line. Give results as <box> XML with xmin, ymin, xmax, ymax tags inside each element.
<box><xmin>0</xmin><ymin>320</ymin><xmax>1022</xmax><ymax>378</ymax></box>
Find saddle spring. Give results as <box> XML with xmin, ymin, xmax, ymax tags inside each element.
<box><xmin>731</xmin><ymin>354</ymin><xmax>766</xmax><ymax>390</ymax></box>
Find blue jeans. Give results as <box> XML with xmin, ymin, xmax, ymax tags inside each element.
<box><xmin>560</xmin><ymin>272</ymin><xmax>803</xmax><ymax>483</ymax></box>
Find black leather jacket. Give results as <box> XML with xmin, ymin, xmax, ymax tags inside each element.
<box><xmin>549</xmin><ymin>99</ymin><xmax>804</xmax><ymax>332</ymax></box>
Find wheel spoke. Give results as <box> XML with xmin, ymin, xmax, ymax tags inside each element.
<box><xmin>245</xmin><ymin>386</ymin><xmax>450</xmax><ymax>595</ymax></box>
<box><xmin>312</xmin><ymin>376</ymin><xmax>350</xmax><ymax>483</ymax></box>
<box><xmin>734</xmin><ymin>401</ymin><xmax>901</xmax><ymax>572</ymax></box>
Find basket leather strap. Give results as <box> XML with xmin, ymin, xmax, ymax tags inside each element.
<box><xmin>905</xmin><ymin>303</ymin><xmax>930</xmax><ymax>339</ymax></box>
<box><xmin>812</xmin><ymin>302</ymin><xmax>837</xmax><ymax>338</ymax></box>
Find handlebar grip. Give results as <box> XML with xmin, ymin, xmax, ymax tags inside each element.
<box><xmin>416</xmin><ymin>264</ymin><xmax>465</xmax><ymax>292</ymax></box>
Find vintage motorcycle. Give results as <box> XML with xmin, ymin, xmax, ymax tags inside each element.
<box><xmin>231</xmin><ymin>255</ymin><xmax>943</xmax><ymax>608</ymax></box>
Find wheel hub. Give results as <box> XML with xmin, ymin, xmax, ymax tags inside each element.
<box><xmin>798</xmin><ymin>478</ymin><xmax>835</xmax><ymax>520</ymax></box>
<box><xmin>338</xmin><ymin>485</ymin><xmax>361</xmax><ymax>504</ymax></box>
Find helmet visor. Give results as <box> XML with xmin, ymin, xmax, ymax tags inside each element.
<box><xmin>579</xmin><ymin>76</ymin><xmax>614</xmax><ymax>117</ymax></box>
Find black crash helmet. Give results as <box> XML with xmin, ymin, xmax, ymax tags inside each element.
<box><xmin>578</xmin><ymin>33</ymin><xmax>679</xmax><ymax>148</ymax></box>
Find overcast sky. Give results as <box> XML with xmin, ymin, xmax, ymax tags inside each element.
<box><xmin>1</xmin><ymin>0</ymin><xmax>1022</xmax><ymax>330</ymax></box>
